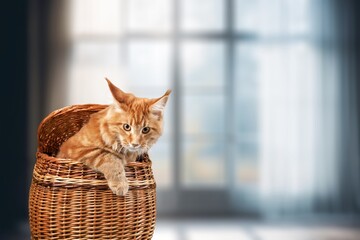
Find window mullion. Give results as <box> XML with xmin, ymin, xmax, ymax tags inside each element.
<box><xmin>173</xmin><ymin>0</ymin><xmax>181</xmax><ymax>192</ymax></box>
<box><xmin>225</xmin><ymin>0</ymin><xmax>236</xmax><ymax>189</ymax></box>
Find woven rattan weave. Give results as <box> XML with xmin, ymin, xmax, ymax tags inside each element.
<box><xmin>29</xmin><ymin>104</ymin><xmax>156</xmax><ymax>240</ymax></box>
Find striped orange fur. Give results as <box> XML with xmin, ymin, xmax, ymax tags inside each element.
<box><xmin>57</xmin><ymin>78</ymin><xmax>171</xmax><ymax>196</ymax></box>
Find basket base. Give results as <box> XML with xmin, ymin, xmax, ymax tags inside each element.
<box><xmin>29</xmin><ymin>182</ymin><xmax>156</xmax><ymax>240</ymax></box>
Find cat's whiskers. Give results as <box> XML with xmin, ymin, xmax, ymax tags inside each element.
<box><xmin>138</xmin><ymin>145</ymin><xmax>149</xmax><ymax>154</ymax></box>
<box><xmin>119</xmin><ymin>145</ymin><xmax>124</xmax><ymax>153</ymax></box>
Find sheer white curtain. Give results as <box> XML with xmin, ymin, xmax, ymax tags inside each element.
<box><xmin>259</xmin><ymin>44</ymin><xmax>313</xmax><ymax>213</ymax></box>
<box><xmin>258</xmin><ymin>43</ymin><xmax>341</xmax><ymax>215</ymax></box>
<box><xmin>257</xmin><ymin>0</ymin><xmax>349</xmax><ymax>216</ymax></box>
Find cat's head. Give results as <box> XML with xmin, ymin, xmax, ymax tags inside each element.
<box><xmin>103</xmin><ymin>78</ymin><xmax>171</xmax><ymax>154</ymax></box>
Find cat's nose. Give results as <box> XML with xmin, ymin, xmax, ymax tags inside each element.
<box><xmin>131</xmin><ymin>143</ymin><xmax>140</xmax><ymax>148</ymax></box>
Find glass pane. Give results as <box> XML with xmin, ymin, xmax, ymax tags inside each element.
<box><xmin>235</xmin><ymin>0</ymin><xmax>260</xmax><ymax>33</ymax></box>
<box><xmin>235</xmin><ymin>138</ymin><xmax>259</xmax><ymax>186</ymax></box>
<box><xmin>235</xmin><ymin>98</ymin><xmax>258</xmax><ymax>134</ymax></box>
<box><xmin>149</xmin><ymin>137</ymin><xmax>173</xmax><ymax>188</ymax></box>
<box><xmin>182</xmin><ymin>137</ymin><xmax>225</xmax><ymax>187</ymax></box>
<box><xmin>235</xmin><ymin>43</ymin><xmax>259</xmax><ymax>97</ymax></box>
<box><xmin>181</xmin><ymin>41</ymin><xmax>225</xmax><ymax>89</ymax></box>
<box><xmin>235</xmin><ymin>42</ymin><xmax>259</xmax><ymax>136</ymax></box>
<box><xmin>235</xmin><ymin>0</ymin><xmax>282</xmax><ymax>35</ymax></box>
<box><xmin>127</xmin><ymin>0</ymin><xmax>172</xmax><ymax>33</ymax></box>
<box><xmin>68</xmin><ymin>42</ymin><xmax>123</xmax><ymax>105</ymax></box>
<box><xmin>235</xmin><ymin>0</ymin><xmax>310</xmax><ymax>35</ymax></box>
<box><xmin>235</xmin><ymin>41</ymin><xmax>316</xmax><ymax>99</ymax></box>
<box><xmin>285</xmin><ymin>0</ymin><xmax>311</xmax><ymax>35</ymax></box>
<box><xmin>71</xmin><ymin>0</ymin><xmax>122</xmax><ymax>36</ymax></box>
<box><xmin>180</xmin><ymin>0</ymin><xmax>225</xmax><ymax>32</ymax></box>
<box><xmin>182</xmin><ymin>95</ymin><xmax>225</xmax><ymax>136</ymax></box>
<box><xmin>127</xmin><ymin>40</ymin><xmax>172</xmax><ymax>90</ymax></box>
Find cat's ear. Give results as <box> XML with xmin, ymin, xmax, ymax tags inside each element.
<box><xmin>150</xmin><ymin>90</ymin><xmax>171</xmax><ymax>116</ymax></box>
<box><xmin>105</xmin><ymin>78</ymin><xmax>127</xmax><ymax>106</ymax></box>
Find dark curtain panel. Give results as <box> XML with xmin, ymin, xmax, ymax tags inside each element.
<box><xmin>0</xmin><ymin>0</ymin><xmax>28</xmax><ymax>234</ymax></box>
<box><xmin>27</xmin><ymin>0</ymin><xmax>71</xmax><ymax>171</ymax></box>
<box><xmin>0</xmin><ymin>0</ymin><xmax>71</xmax><ymax>235</ymax></box>
<box><xmin>312</xmin><ymin>0</ymin><xmax>360</xmax><ymax>214</ymax></box>
<box><xmin>336</xmin><ymin>0</ymin><xmax>360</xmax><ymax>213</ymax></box>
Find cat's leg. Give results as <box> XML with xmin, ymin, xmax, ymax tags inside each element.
<box><xmin>85</xmin><ymin>152</ymin><xmax>129</xmax><ymax>196</ymax></box>
<box><xmin>106</xmin><ymin>160</ymin><xmax>129</xmax><ymax>196</ymax></box>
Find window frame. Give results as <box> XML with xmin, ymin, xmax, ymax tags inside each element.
<box><xmin>70</xmin><ymin>0</ymin><xmax>312</xmax><ymax>216</ymax></box>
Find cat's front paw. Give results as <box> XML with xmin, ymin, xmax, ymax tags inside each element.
<box><xmin>108</xmin><ymin>179</ymin><xmax>129</xmax><ymax>196</ymax></box>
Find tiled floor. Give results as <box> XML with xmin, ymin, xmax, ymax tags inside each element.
<box><xmin>153</xmin><ymin>219</ymin><xmax>360</xmax><ymax>240</ymax></box>
<box><xmin>3</xmin><ymin>219</ymin><xmax>360</xmax><ymax>240</ymax></box>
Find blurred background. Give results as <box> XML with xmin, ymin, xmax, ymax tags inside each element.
<box><xmin>2</xmin><ymin>0</ymin><xmax>360</xmax><ymax>239</ymax></box>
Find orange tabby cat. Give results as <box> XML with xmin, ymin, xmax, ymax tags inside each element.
<box><xmin>57</xmin><ymin>78</ymin><xmax>171</xmax><ymax>196</ymax></box>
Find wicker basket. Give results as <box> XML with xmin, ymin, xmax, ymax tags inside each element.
<box><xmin>29</xmin><ymin>104</ymin><xmax>156</xmax><ymax>240</ymax></box>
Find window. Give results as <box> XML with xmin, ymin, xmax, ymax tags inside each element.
<box><xmin>69</xmin><ymin>0</ymin><xmax>312</xmax><ymax>214</ymax></box>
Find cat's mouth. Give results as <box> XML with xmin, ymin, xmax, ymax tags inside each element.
<box><xmin>126</xmin><ymin>146</ymin><xmax>143</xmax><ymax>153</ymax></box>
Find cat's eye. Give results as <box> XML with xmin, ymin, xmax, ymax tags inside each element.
<box><xmin>123</xmin><ymin>124</ymin><xmax>131</xmax><ymax>131</ymax></box>
<box><xmin>142</xmin><ymin>127</ymin><xmax>150</xmax><ymax>134</ymax></box>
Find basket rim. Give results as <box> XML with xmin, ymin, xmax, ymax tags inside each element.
<box><xmin>37</xmin><ymin>104</ymin><xmax>108</xmax><ymax>138</ymax></box>
<box><xmin>37</xmin><ymin>104</ymin><xmax>153</xmax><ymax>166</ymax></box>
<box><xmin>34</xmin><ymin>152</ymin><xmax>155</xmax><ymax>190</ymax></box>
<box><xmin>37</xmin><ymin>151</ymin><xmax>152</xmax><ymax>168</ymax></box>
